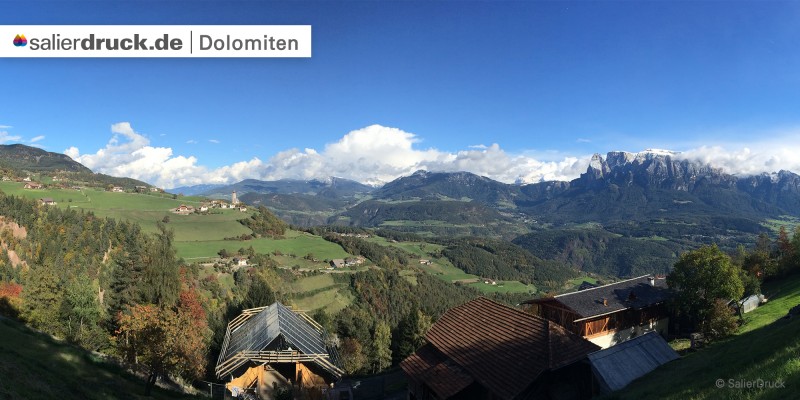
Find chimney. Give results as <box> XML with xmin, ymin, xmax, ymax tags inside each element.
<box><xmin>648</xmin><ymin>276</ymin><xmax>655</xmax><ymax>286</ymax></box>
<box><xmin>602</xmin><ymin>298</ymin><xmax>608</xmax><ymax>306</ymax></box>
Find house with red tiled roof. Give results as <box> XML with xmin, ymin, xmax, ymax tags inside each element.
<box><xmin>400</xmin><ymin>297</ymin><xmax>600</xmax><ymax>400</ymax></box>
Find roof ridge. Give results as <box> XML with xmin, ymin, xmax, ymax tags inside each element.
<box><xmin>472</xmin><ymin>296</ymin><xmax>542</xmax><ymax>320</ymax></box>
<box><xmin>554</xmin><ymin>275</ymin><xmax>652</xmax><ymax>298</ymax></box>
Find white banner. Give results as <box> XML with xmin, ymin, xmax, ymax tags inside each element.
<box><xmin>0</xmin><ymin>25</ymin><xmax>311</xmax><ymax>58</ymax></box>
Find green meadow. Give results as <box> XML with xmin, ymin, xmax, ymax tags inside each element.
<box><xmin>364</xmin><ymin>235</ymin><xmax>536</xmax><ymax>294</ymax></box>
<box><xmin>176</xmin><ymin>230</ymin><xmax>351</xmax><ymax>260</ymax></box>
<box><xmin>0</xmin><ymin>182</ymin><xmax>535</xmax><ymax>296</ymax></box>
<box><xmin>612</xmin><ymin>273</ymin><xmax>800</xmax><ymax>400</ymax></box>
<box><xmin>0</xmin><ymin>182</ymin><xmax>350</xmax><ymax>261</ymax></box>
<box><xmin>286</xmin><ymin>274</ymin><xmax>354</xmax><ymax>314</ymax></box>
<box><xmin>0</xmin><ymin>317</ymin><xmax>201</xmax><ymax>400</ymax></box>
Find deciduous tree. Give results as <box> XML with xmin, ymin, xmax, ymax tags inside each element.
<box><xmin>116</xmin><ymin>304</ymin><xmax>208</xmax><ymax>396</ymax></box>
<box><xmin>667</xmin><ymin>245</ymin><xmax>744</xmax><ymax>336</ymax></box>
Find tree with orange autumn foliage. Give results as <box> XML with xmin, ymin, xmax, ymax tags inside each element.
<box><xmin>116</xmin><ymin>301</ymin><xmax>209</xmax><ymax>396</ymax></box>
<box><xmin>0</xmin><ymin>281</ymin><xmax>22</xmax><ymax>318</ymax></box>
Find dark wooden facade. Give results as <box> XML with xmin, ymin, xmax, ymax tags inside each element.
<box><xmin>527</xmin><ymin>300</ymin><xmax>667</xmax><ymax>339</ymax></box>
<box><xmin>523</xmin><ymin>276</ymin><xmax>672</xmax><ymax>345</ymax></box>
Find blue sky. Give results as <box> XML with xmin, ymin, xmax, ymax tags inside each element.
<box><xmin>2</xmin><ymin>1</ymin><xmax>800</xmax><ymax>187</ymax></box>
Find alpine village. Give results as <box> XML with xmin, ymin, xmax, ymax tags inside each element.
<box><xmin>2</xmin><ymin>143</ymin><xmax>800</xmax><ymax>400</ymax></box>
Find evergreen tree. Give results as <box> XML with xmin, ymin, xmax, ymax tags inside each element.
<box><xmin>395</xmin><ymin>309</ymin><xmax>432</xmax><ymax>361</ymax></box>
<box><xmin>61</xmin><ymin>278</ymin><xmax>106</xmax><ymax>350</ymax></box>
<box><xmin>22</xmin><ymin>263</ymin><xmax>65</xmax><ymax>335</ymax></box>
<box><xmin>240</xmin><ymin>273</ymin><xmax>276</xmax><ymax>309</ymax></box>
<box><xmin>371</xmin><ymin>320</ymin><xmax>392</xmax><ymax>373</ymax></box>
<box><xmin>108</xmin><ymin>225</ymin><xmax>146</xmax><ymax>317</ymax></box>
<box><xmin>141</xmin><ymin>223</ymin><xmax>180</xmax><ymax>307</ymax></box>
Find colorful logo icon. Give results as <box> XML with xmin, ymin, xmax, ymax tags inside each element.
<box><xmin>13</xmin><ymin>34</ymin><xmax>27</xmax><ymax>47</ymax></box>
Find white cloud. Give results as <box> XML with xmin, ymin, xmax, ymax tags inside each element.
<box><xmin>0</xmin><ymin>131</ymin><xmax>21</xmax><ymax>144</ymax></box>
<box><xmin>63</xmin><ymin>123</ymin><xmax>800</xmax><ymax>189</ymax></box>
<box><xmin>209</xmin><ymin>139</ymin><xmax>220</xmax><ymax>144</ymax></box>
<box><xmin>678</xmin><ymin>138</ymin><xmax>800</xmax><ymax>176</ymax></box>
<box><xmin>186</xmin><ymin>140</ymin><xmax>197</xmax><ymax>144</ymax></box>
<box><xmin>577</xmin><ymin>138</ymin><xmax>592</xmax><ymax>143</ymax></box>
<box><xmin>0</xmin><ymin>125</ymin><xmax>12</xmax><ymax>129</ymax></box>
<box><xmin>29</xmin><ymin>135</ymin><xmax>45</xmax><ymax>143</ymax></box>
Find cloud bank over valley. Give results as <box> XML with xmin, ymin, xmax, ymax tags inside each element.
<box><xmin>62</xmin><ymin>123</ymin><xmax>800</xmax><ymax>189</ymax></box>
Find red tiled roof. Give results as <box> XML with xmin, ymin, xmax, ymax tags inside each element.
<box><xmin>414</xmin><ymin>297</ymin><xmax>599</xmax><ymax>400</ymax></box>
<box><xmin>400</xmin><ymin>344</ymin><xmax>474</xmax><ymax>398</ymax></box>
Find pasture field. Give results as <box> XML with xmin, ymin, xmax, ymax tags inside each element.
<box><xmin>287</xmin><ymin>274</ymin><xmax>353</xmax><ymax>314</ymax></box>
<box><xmin>290</xmin><ymin>288</ymin><xmax>353</xmax><ymax>314</ymax></box>
<box><xmin>0</xmin><ymin>183</ymin><xmax>348</xmax><ymax>262</ymax></box>
<box><xmin>468</xmin><ymin>280</ymin><xmax>536</xmax><ymax>294</ymax></box>
<box><xmin>763</xmin><ymin>215</ymin><xmax>800</xmax><ymax>234</ymax></box>
<box><xmin>365</xmin><ymin>235</ymin><xmax>536</xmax><ymax>294</ymax></box>
<box><xmin>290</xmin><ymin>274</ymin><xmax>337</xmax><ymax>292</ymax></box>
<box><xmin>567</xmin><ymin>276</ymin><xmax>600</xmax><ymax>288</ymax></box>
<box><xmin>612</xmin><ymin>273</ymin><xmax>800</xmax><ymax>400</ymax></box>
<box><xmin>365</xmin><ymin>235</ymin><xmax>535</xmax><ymax>293</ymax></box>
<box><xmin>0</xmin><ymin>181</ymin><xmax>89</xmax><ymax>203</ymax></box>
<box><xmin>176</xmin><ymin>230</ymin><xmax>351</xmax><ymax>260</ymax></box>
<box><xmin>364</xmin><ymin>235</ymin><xmax>445</xmax><ymax>257</ymax></box>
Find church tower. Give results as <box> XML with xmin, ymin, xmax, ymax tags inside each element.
<box><xmin>231</xmin><ymin>191</ymin><xmax>238</xmax><ymax>205</ymax></box>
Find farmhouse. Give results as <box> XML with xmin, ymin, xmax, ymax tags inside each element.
<box><xmin>172</xmin><ymin>204</ymin><xmax>195</xmax><ymax>214</ymax></box>
<box><xmin>135</xmin><ymin>185</ymin><xmax>148</xmax><ymax>193</ymax></box>
<box><xmin>232</xmin><ymin>257</ymin><xmax>248</xmax><ymax>267</ymax></box>
<box><xmin>401</xmin><ymin>297</ymin><xmax>600</xmax><ymax>400</ymax></box>
<box><xmin>24</xmin><ymin>182</ymin><xmax>43</xmax><ymax>189</ymax></box>
<box><xmin>216</xmin><ymin>302</ymin><xmax>343</xmax><ymax>399</ymax></box>
<box><xmin>329</xmin><ymin>259</ymin><xmax>345</xmax><ymax>269</ymax></box>
<box><xmin>111</xmin><ymin>186</ymin><xmax>124</xmax><ymax>192</ymax></box>
<box><xmin>523</xmin><ymin>275</ymin><xmax>671</xmax><ymax>349</ymax></box>
<box><xmin>39</xmin><ymin>198</ymin><xmax>57</xmax><ymax>206</ymax></box>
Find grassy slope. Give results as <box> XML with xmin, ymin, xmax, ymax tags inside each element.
<box><xmin>0</xmin><ymin>182</ymin><xmax>355</xmax><ymax>312</ymax></box>
<box><xmin>0</xmin><ymin>317</ymin><xmax>199</xmax><ymax>400</ymax></box>
<box><xmin>610</xmin><ymin>273</ymin><xmax>800</xmax><ymax>400</ymax></box>
<box><xmin>176</xmin><ymin>230</ymin><xmax>351</xmax><ymax>260</ymax></box>
<box><xmin>364</xmin><ymin>235</ymin><xmax>536</xmax><ymax>294</ymax></box>
<box><xmin>0</xmin><ymin>182</ymin><xmax>349</xmax><ymax>261</ymax></box>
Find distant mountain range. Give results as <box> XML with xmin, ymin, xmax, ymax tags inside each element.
<box><xmin>180</xmin><ymin>150</ymin><xmax>799</xmax><ymax>277</ymax></box>
<box><xmin>166</xmin><ymin>150</ymin><xmax>800</xmax><ymax>233</ymax></box>
<box><xmin>5</xmin><ymin>144</ymin><xmax>798</xmax><ymax>278</ymax></box>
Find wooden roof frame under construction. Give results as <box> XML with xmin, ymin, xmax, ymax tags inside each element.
<box><xmin>215</xmin><ymin>302</ymin><xmax>344</xmax><ymax>380</ymax></box>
